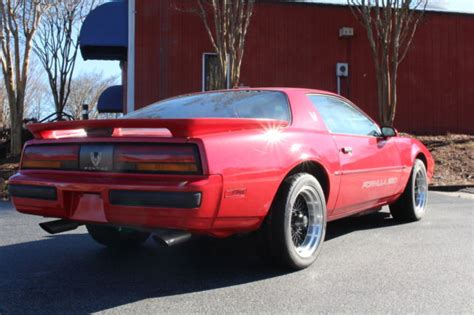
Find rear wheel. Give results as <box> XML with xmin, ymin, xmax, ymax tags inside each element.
<box><xmin>262</xmin><ymin>173</ymin><xmax>327</xmax><ymax>270</ymax></box>
<box><xmin>86</xmin><ymin>225</ymin><xmax>150</xmax><ymax>248</ymax></box>
<box><xmin>390</xmin><ymin>159</ymin><xmax>428</xmax><ymax>222</ymax></box>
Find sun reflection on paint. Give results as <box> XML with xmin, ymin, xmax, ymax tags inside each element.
<box><xmin>291</xmin><ymin>143</ymin><xmax>302</xmax><ymax>153</ymax></box>
<box><xmin>262</xmin><ymin>126</ymin><xmax>284</xmax><ymax>144</ymax></box>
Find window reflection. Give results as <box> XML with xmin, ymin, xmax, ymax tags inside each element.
<box><xmin>308</xmin><ymin>95</ymin><xmax>380</xmax><ymax>136</ymax></box>
<box><xmin>126</xmin><ymin>90</ymin><xmax>291</xmax><ymax>122</ymax></box>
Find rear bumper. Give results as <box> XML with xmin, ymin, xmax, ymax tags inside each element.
<box><xmin>109</xmin><ymin>190</ymin><xmax>202</xmax><ymax>209</ymax></box>
<box><xmin>9</xmin><ymin>184</ymin><xmax>57</xmax><ymax>200</ymax></box>
<box><xmin>9</xmin><ymin>185</ymin><xmax>202</xmax><ymax>209</ymax></box>
<box><xmin>9</xmin><ymin>171</ymin><xmax>234</xmax><ymax>235</ymax></box>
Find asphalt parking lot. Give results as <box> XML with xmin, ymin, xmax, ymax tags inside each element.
<box><xmin>0</xmin><ymin>192</ymin><xmax>472</xmax><ymax>314</ymax></box>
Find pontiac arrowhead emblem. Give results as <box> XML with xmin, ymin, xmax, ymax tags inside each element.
<box><xmin>90</xmin><ymin>152</ymin><xmax>102</xmax><ymax>167</ymax></box>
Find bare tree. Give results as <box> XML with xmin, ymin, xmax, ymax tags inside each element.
<box><xmin>347</xmin><ymin>0</ymin><xmax>428</xmax><ymax>126</ymax></box>
<box><xmin>177</xmin><ymin>0</ymin><xmax>255</xmax><ymax>89</ymax></box>
<box><xmin>0</xmin><ymin>82</ymin><xmax>7</xmax><ymax>128</ymax></box>
<box><xmin>0</xmin><ymin>0</ymin><xmax>50</xmax><ymax>155</ymax></box>
<box><xmin>33</xmin><ymin>0</ymin><xmax>101</xmax><ymax>119</ymax></box>
<box><xmin>64</xmin><ymin>72</ymin><xmax>117</xmax><ymax>120</ymax></box>
<box><xmin>1</xmin><ymin>59</ymin><xmax>49</xmax><ymax>127</ymax></box>
<box><xmin>24</xmin><ymin>59</ymin><xmax>50</xmax><ymax>121</ymax></box>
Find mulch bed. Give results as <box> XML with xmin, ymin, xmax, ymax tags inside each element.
<box><xmin>410</xmin><ymin>134</ymin><xmax>474</xmax><ymax>186</ymax></box>
<box><xmin>0</xmin><ymin>155</ymin><xmax>19</xmax><ymax>199</ymax></box>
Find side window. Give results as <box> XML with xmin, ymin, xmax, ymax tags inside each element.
<box><xmin>308</xmin><ymin>95</ymin><xmax>380</xmax><ymax>136</ymax></box>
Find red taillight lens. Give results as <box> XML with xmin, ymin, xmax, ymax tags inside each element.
<box><xmin>114</xmin><ymin>144</ymin><xmax>201</xmax><ymax>174</ymax></box>
<box><xmin>112</xmin><ymin>128</ymin><xmax>172</xmax><ymax>137</ymax></box>
<box><xmin>38</xmin><ymin>128</ymin><xmax>172</xmax><ymax>139</ymax></box>
<box><xmin>40</xmin><ymin>129</ymin><xmax>87</xmax><ymax>139</ymax></box>
<box><xmin>22</xmin><ymin>145</ymin><xmax>80</xmax><ymax>170</ymax></box>
<box><xmin>21</xmin><ymin>144</ymin><xmax>202</xmax><ymax>174</ymax></box>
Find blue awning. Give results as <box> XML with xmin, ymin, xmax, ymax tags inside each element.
<box><xmin>79</xmin><ymin>0</ymin><xmax>128</xmax><ymax>61</ymax></box>
<box><xmin>97</xmin><ymin>85</ymin><xmax>124</xmax><ymax>113</ymax></box>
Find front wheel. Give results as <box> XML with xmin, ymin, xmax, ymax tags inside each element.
<box><xmin>262</xmin><ymin>173</ymin><xmax>327</xmax><ymax>270</ymax></box>
<box><xmin>390</xmin><ymin>159</ymin><xmax>429</xmax><ymax>222</ymax></box>
<box><xmin>86</xmin><ymin>225</ymin><xmax>150</xmax><ymax>248</ymax></box>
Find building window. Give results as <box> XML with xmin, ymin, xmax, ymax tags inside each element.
<box><xmin>202</xmin><ymin>53</ymin><xmax>220</xmax><ymax>91</ymax></box>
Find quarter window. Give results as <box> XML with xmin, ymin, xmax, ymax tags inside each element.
<box><xmin>308</xmin><ymin>95</ymin><xmax>380</xmax><ymax>136</ymax></box>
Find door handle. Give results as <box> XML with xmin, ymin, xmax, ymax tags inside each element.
<box><xmin>341</xmin><ymin>146</ymin><xmax>353</xmax><ymax>154</ymax></box>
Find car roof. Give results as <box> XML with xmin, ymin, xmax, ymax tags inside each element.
<box><xmin>145</xmin><ymin>87</ymin><xmax>344</xmax><ymax>111</ymax></box>
<box><xmin>212</xmin><ymin>87</ymin><xmax>339</xmax><ymax>97</ymax></box>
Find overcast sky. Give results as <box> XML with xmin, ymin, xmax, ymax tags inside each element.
<box><xmin>429</xmin><ymin>0</ymin><xmax>474</xmax><ymax>13</ymax></box>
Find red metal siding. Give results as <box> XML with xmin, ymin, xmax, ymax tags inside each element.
<box><xmin>134</xmin><ymin>1</ymin><xmax>474</xmax><ymax>134</ymax></box>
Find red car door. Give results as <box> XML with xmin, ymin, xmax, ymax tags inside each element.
<box><xmin>331</xmin><ymin>135</ymin><xmax>402</xmax><ymax>213</ymax></box>
<box><xmin>307</xmin><ymin>94</ymin><xmax>403</xmax><ymax>214</ymax></box>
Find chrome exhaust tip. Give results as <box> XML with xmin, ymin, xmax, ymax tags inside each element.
<box><xmin>39</xmin><ymin>220</ymin><xmax>82</xmax><ymax>234</ymax></box>
<box><xmin>153</xmin><ymin>230</ymin><xmax>192</xmax><ymax>247</ymax></box>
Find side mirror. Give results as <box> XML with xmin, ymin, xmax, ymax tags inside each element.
<box><xmin>380</xmin><ymin>126</ymin><xmax>398</xmax><ymax>138</ymax></box>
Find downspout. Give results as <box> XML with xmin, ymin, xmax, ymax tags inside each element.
<box><xmin>127</xmin><ymin>0</ymin><xmax>135</xmax><ymax>113</ymax></box>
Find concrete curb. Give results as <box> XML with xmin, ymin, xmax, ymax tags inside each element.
<box><xmin>430</xmin><ymin>185</ymin><xmax>474</xmax><ymax>192</ymax></box>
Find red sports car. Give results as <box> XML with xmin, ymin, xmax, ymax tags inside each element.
<box><xmin>9</xmin><ymin>88</ymin><xmax>434</xmax><ymax>269</ymax></box>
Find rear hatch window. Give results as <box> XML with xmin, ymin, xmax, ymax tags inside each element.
<box><xmin>125</xmin><ymin>90</ymin><xmax>291</xmax><ymax>122</ymax></box>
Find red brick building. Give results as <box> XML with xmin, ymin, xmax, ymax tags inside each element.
<box><xmin>80</xmin><ymin>0</ymin><xmax>474</xmax><ymax>134</ymax></box>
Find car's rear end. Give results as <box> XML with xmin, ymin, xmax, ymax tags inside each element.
<box><xmin>9</xmin><ymin>120</ymin><xmax>226</xmax><ymax>235</ymax></box>
<box><xmin>9</xmin><ymin>90</ymin><xmax>291</xmax><ymax>238</ymax></box>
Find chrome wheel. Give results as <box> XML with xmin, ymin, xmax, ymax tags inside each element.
<box><xmin>289</xmin><ymin>187</ymin><xmax>324</xmax><ymax>258</ymax></box>
<box><xmin>263</xmin><ymin>173</ymin><xmax>326</xmax><ymax>269</ymax></box>
<box><xmin>414</xmin><ymin>169</ymin><xmax>428</xmax><ymax>211</ymax></box>
<box><xmin>390</xmin><ymin>159</ymin><xmax>429</xmax><ymax>222</ymax></box>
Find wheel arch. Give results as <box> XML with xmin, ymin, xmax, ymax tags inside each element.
<box><xmin>415</xmin><ymin>152</ymin><xmax>428</xmax><ymax>168</ymax></box>
<box><xmin>281</xmin><ymin>160</ymin><xmax>330</xmax><ymax>203</ymax></box>
<box><xmin>409</xmin><ymin>140</ymin><xmax>434</xmax><ymax>181</ymax></box>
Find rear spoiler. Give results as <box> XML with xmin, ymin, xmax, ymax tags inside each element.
<box><xmin>27</xmin><ymin>118</ymin><xmax>289</xmax><ymax>139</ymax></box>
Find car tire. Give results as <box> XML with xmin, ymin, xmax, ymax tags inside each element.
<box><xmin>86</xmin><ymin>224</ymin><xmax>150</xmax><ymax>248</ymax></box>
<box><xmin>262</xmin><ymin>173</ymin><xmax>327</xmax><ymax>270</ymax></box>
<box><xmin>390</xmin><ymin>159</ymin><xmax>429</xmax><ymax>222</ymax></box>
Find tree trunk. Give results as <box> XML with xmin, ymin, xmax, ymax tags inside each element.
<box><xmin>10</xmin><ymin>115</ymin><xmax>23</xmax><ymax>156</ymax></box>
<box><xmin>383</xmin><ymin>69</ymin><xmax>391</xmax><ymax>126</ymax></box>
<box><xmin>389</xmin><ymin>62</ymin><xmax>399</xmax><ymax>126</ymax></box>
<box><xmin>378</xmin><ymin>63</ymin><xmax>399</xmax><ymax>127</ymax></box>
<box><xmin>375</xmin><ymin>66</ymin><xmax>391</xmax><ymax>126</ymax></box>
<box><xmin>375</xmin><ymin>68</ymin><xmax>385</xmax><ymax>124</ymax></box>
<box><xmin>9</xmin><ymin>99</ymin><xmax>23</xmax><ymax>156</ymax></box>
<box><xmin>375</xmin><ymin>58</ymin><xmax>398</xmax><ymax>127</ymax></box>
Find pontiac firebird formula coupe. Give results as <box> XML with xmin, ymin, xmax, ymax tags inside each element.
<box><xmin>9</xmin><ymin>88</ymin><xmax>434</xmax><ymax>270</ymax></box>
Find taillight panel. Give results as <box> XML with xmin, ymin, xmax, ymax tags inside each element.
<box><xmin>114</xmin><ymin>144</ymin><xmax>201</xmax><ymax>174</ymax></box>
<box><xmin>21</xmin><ymin>143</ymin><xmax>202</xmax><ymax>175</ymax></box>
<box><xmin>22</xmin><ymin>145</ymin><xmax>80</xmax><ymax>170</ymax></box>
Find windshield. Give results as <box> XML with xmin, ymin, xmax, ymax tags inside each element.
<box><xmin>125</xmin><ymin>90</ymin><xmax>291</xmax><ymax>121</ymax></box>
